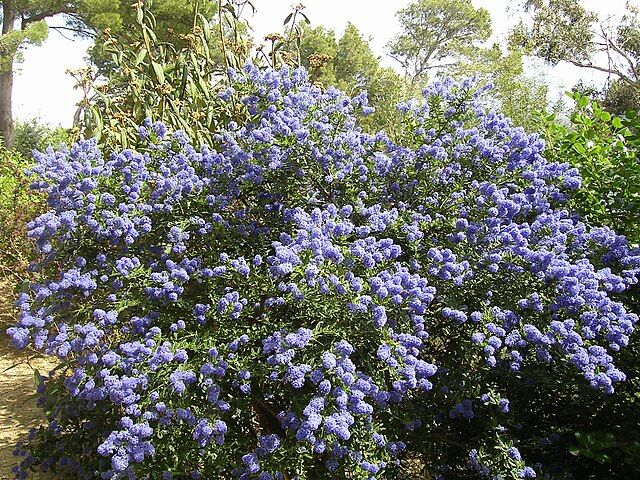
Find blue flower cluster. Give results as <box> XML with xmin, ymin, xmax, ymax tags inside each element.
<box><xmin>8</xmin><ymin>65</ymin><xmax>639</xmax><ymax>479</ymax></box>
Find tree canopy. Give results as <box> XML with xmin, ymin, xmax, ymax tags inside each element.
<box><xmin>509</xmin><ymin>0</ymin><xmax>640</xmax><ymax>113</ymax></box>
<box><xmin>451</xmin><ymin>45</ymin><xmax>550</xmax><ymax>130</ymax></box>
<box><xmin>387</xmin><ymin>0</ymin><xmax>491</xmax><ymax>83</ymax></box>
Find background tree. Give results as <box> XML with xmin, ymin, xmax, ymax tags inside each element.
<box><xmin>333</xmin><ymin>24</ymin><xmax>406</xmax><ymax>132</ymax></box>
<box><xmin>81</xmin><ymin>0</ymin><xmax>216</xmax><ymax>75</ymax></box>
<box><xmin>385</xmin><ymin>0</ymin><xmax>550</xmax><ymax>129</ymax></box>
<box><xmin>0</xmin><ymin>0</ymin><xmax>49</xmax><ymax>148</ymax></box>
<box><xmin>510</xmin><ymin>0</ymin><xmax>640</xmax><ymax>113</ymax></box>
<box><xmin>451</xmin><ymin>45</ymin><xmax>551</xmax><ymax>130</ymax></box>
<box><xmin>386</xmin><ymin>0</ymin><xmax>491</xmax><ymax>85</ymax></box>
<box><xmin>333</xmin><ymin>24</ymin><xmax>383</xmax><ymax>93</ymax></box>
<box><xmin>299</xmin><ymin>23</ymin><xmax>406</xmax><ymax>132</ymax></box>
<box><xmin>0</xmin><ymin>0</ymin><xmax>214</xmax><ymax>148</ymax></box>
<box><xmin>602</xmin><ymin>78</ymin><xmax>640</xmax><ymax>114</ymax></box>
<box><xmin>71</xmin><ymin>0</ymin><xmax>254</xmax><ymax>150</ymax></box>
<box><xmin>299</xmin><ymin>25</ymin><xmax>337</xmax><ymax>85</ymax></box>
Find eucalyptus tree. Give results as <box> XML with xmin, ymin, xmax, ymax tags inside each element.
<box><xmin>386</xmin><ymin>0</ymin><xmax>491</xmax><ymax>84</ymax></box>
<box><xmin>510</xmin><ymin>0</ymin><xmax>640</xmax><ymax>113</ymax></box>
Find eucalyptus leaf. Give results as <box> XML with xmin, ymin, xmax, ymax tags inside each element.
<box><xmin>151</xmin><ymin>61</ymin><xmax>165</xmax><ymax>84</ymax></box>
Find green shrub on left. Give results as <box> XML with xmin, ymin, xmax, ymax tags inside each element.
<box><xmin>0</xmin><ymin>145</ymin><xmax>46</xmax><ymax>283</ymax></box>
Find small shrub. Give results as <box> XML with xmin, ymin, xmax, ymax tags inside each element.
<box><xmin>8</xmin><ymin>67</ymin><xmax>640</xmax><ymax>479</ymax></box>
<box><xmin>0</xmin><ymin>144</ymin><xmax>43</xmax><ymax>284</ymax></box>
<box><xmin>13</xmin><ymin>119</ymin><xmax>71</xmax><ymax>160</ymax></box>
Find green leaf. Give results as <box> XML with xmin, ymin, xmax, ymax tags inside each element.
<box><xmin>151</xmin><ymin>61</ymin><xmax>165</xmax><ymax>84</ymax></box>
<box><xmin>283</xmin><ymin>13</ymin><xmax>293</xmax><ymax>25</ymax></box>
<box><xmin>572</xmin><ymin>142</ymin><xmax>586</xmax><ymax>154</ymax></box>
<box><xmin>577</xmin><ymin>95</ymin><xmax>590</xmax><ymax>108</ymax></box>
<box><xmin>567</xmin><ymin>132</ymin><xmax>579</xmax><ymax>142</ymax></box>
<box><xmin>568</xmin><ymin>446</ymin><xmax>582</xmax><ymax>457</ymax></box>
<box><xmin>575</xmin><ymin>431</ymin><xmax>588</xmax><ymax>445</ymax></box>
<box><xmin>34</xmin><ymin>368</ymin><xmax>42</xmax><ymax>388</ymax></box>
<box><xmin>90</xmin><ymin>106</ymin><xmax>103</xmax><ymax>134</ymax></box>
<box><xmin>135</xmin><ymin>48</ymin><xmax>148</xmax><ymax>66</ymax></box>
<box><xmin>223</xmin><ymin>2</ymin><xmax>238</xmax><ymax>18</ymax></box>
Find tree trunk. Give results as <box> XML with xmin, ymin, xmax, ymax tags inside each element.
<box><xmin>0</xmin><ymin>67</ymin><xmax>14</xmax><ymax>149</ymax></box>
<box><xmin>0</xmin><ymin>0</ymin><xmax>16</xmax><ymax>148</ymax></box>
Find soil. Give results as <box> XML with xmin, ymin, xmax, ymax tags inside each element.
<box><xmin>0</xmin><ymin>282</ymin><xmax>57</xmax><ymax>480</ymax></box>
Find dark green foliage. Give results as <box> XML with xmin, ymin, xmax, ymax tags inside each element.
<box><xmin>493</xmin><ymin>337</ymin><xmax>640</xmax><ymax>478</ymax></box>
<box><xmin>536</xmin><ymin>95</ymin><xmax>640</xmax><ymax>476</ymax></box>
<box><xmin>601</xmin><ymin>80</ymin><xmax>640</xmax><ymax>116</ymax></box>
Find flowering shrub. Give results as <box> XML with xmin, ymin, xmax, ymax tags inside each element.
<box><xmin>8</xmin><ymin>66</ymin><xmax>640</xmax><ymax>479</ymax></box>
<box><xmin>536</xmin><ymin>92</ymin><xmax>640</xmax><ymax>476</ymax></box>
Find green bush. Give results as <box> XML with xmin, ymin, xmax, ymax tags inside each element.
<box><xmin>8</xmin><ymin>68</ymin><xmax>640</xmax><ymax>480</ymax></box>
<box><xmin>540</xmin><ymin>91</ymin><xmax>640</xmax><ymax>246</ymax></box>
<box><xmin>13</xmin><ymin>119</ymin><xmax>71</xmax><ymax>159</ymax></box>
<box><xmin>0</xmin><ymin>145</ymin><xmax>42</xmax><ymax>283</ymax></box>
<box><xmin>5</xmin><ymin>3</ymin><xmax>640</xmax><ymax>479</ymax></box>
<box><xmin>0</xmin><ymin>120</ymin><xmax>69</xmax><ymax>285</ymax></box>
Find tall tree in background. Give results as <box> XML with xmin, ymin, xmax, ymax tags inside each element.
<box><xmin>386</xmin><ymin>0</ymin><xmax>491</xmax><ymax>84</ymax></box>
<box><xmin>333</xmin><ymin>24</ymin><xmax>383</xmax><ymax>92</ymax></box>
<box><xmin>81</xmin><ymin>0</ymin><xmax>216</xmax><ymax>75</ymax></box>
<box><xmin>452</xmin><ymin>45</ymin><xmax>552</xmax><ymax>130</ymax></box>
<box><xmin>385</xmin><ymin>0</ymin><xmax>550</xmax><ymax>129</ymax></box>
<box><xmin>0</xmin><ymin>1</ymin><xmax>49</xmax><ymax>147</ymax></box>
<box><xmin>299</xmin><ymin>23</ymin><xmax>406</xmax><ymax>131</ymax></box>
<box><xmin>334</xmin><ymin>24</ymin><xmax>406</xmax><ymax>132</ymax></box>
<box><xmin>299</xmin><ymin>25</ymin><xmax>337</xmax><ymax>84</ymax></box>
<box><xmin>510</xmin><ymin>0</ymin><xmax>640</xmax><ymax>113</ymax></box>
<box><xmin>0</xmin><ymin>0</ymin><xmax>211</xmax><ymax>148</ymax></box>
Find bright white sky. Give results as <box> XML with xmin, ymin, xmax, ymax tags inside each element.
<box><xmin>13</xmin><ymin>0</ymin><xmax>630</xmax><ymax>127</ymax></box>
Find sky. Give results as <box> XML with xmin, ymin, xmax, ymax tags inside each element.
<box><xmin>13</xmin><ymin>0</ymin><xmax>630</xmax><ymax>127</ymax></box>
